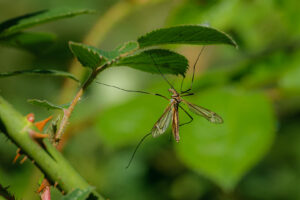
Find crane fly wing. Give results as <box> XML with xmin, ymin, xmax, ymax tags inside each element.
<box><xmin>151</xmin><ymin>104</ymin><xmax>173</xmax><ymax>137</ymax></box>
<box><xmin>182</xmin><ymin>100</ymin><xmax>223</xmax><ymax>124</ymax></box>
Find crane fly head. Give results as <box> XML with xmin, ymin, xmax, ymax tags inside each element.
<box><xmin>168</xmin><ymin>88</ymin><xmax>177</xmax><ymax>96</ymax></box>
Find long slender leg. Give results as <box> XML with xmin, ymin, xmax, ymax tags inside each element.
<box><xmin>95</xmin><ymin>81</ymin><xmax>169</xmax><ymax>101</ymax></box>
<box><xmin>178</xmin><ymin>105</ymin><xmax>193</xmax><ymax>127</ymax></box>
<box><xmin>149</xmin><ymin>53</ymin><xmax>176</xmax><ymax>90</ymax></box>
<box><xmin>181</xmin><ymin>93</ymin><xmax>194</xmax><ymax>97</ymax></box>
<box><xmin>180</xmin><ymin>76</ymin><xmax>185</xmax><ymax>93</ymax></box>
<box><xmin>126</xmin><ymin>132</ymin><xmax>152</xmax><ymax>169</ymax></box>
<box><xmin>181</xmin><ymin>46</ymin><xmax>206</xmax><ymax>94</ymax></box>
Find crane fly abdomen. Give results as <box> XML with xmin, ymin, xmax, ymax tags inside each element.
<box><xmin>172</xmin><ymin>103</ymin><xmax>180</xmax><ymax>142</ymax></box>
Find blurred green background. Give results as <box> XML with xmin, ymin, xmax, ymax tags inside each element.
<box><xmin>1</xmin><ymin>0</ymin><xmax>300</xmax><ymax>199</ymax></box>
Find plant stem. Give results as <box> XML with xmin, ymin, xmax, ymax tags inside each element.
<box><xmin>55</xmin><ymin>64</ymin><xmax>108</xmax><ymax>143</ymax></box>
<box><xmin>0</xmin><ymin>96</ymin><xmax>104</xmax><ymax>199</ymax></box>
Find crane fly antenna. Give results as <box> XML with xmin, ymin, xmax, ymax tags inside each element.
<box><xmin>149</xmin><ymin>53</ymin><xmax>175</xmax><ymax>90</ymax></box>
<box><xmin>95</xmin><ymin>81</ymin><xmax>169</xmax><ymax>101</ymax></box>
<box><xmin>181</xmin><ymin>46</ymin><xmax>206</xmax><ymax>93</ymax></box>
<box><xmin>126</xmin><ymin>132</ymin><xmax>152</xmax><ymax>169</ymax></box>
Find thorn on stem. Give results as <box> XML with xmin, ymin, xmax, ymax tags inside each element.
<box><xmin>35</xmin><ymin>116</ymin><xmax>53</xmax><ymax>131</ymax></box>
<box><xmin>29</xmin><ymin>130</ymin><xmax>49</xmax><ymax>139</ymax></box>
<box><xmin>13</xmin><ymin>149</ymin><xmax>21</xmax><ymax>164</ymax></box>
<box><xmin>20</xmin><ymin>156</ymin><xmax>28</xmax><ymax>164</ymax></box>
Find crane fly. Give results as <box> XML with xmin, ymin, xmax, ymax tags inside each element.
<box><xmin>96</xmin><ymin>46</ymin><xmax>223</xmax><ymax>167</ymax></box>
<box><xmin>151</xmin><ymin>87</ymin><xmax>223</xmax><ymax>143</ymax></box>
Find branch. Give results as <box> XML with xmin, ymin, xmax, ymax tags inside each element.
<box><xmin>0</xmin><ymin>96</ymin><xmax>104</xmax><ymax>199</ymax></box>
<box><xmin>55</xmin><ymin>64</ymin><xmax>108</xmax><ymax>143</ymax></box>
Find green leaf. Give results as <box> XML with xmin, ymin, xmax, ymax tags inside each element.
<box><xmin>62</xmin><ymin>187</ymin><xmax>95</xmax><ymax>200</ymax></box>
<box><xmin>69</xmin><ymin>41</ymin><xmax>107</xmax><ymax>69</ymax></box>
<box><xmin>0</xmin><ymin>69</ymin><xmax>79</xmax><ymax>82</ymax></box>
<box><xmin>0</xmin><ymin>32</ymin><xmax>56</xmax><ymax>52</ymax></box>
<box><xmin>0</xmin><ymin>8</ymin><xmax>94</xmax><ymax>37</ymax></box>
<box><xmin>175</xmin><ymin>88</ymin><xmax>276</xmax><ymax>191</ymax></box>
<box><xmin>114</xmin><ymin>49</ymin><xmax>188</xmax><ymax>76</ymax></box>
<box><xmin>115</xmin><ymin>41</ymin><xmax>139</xmax><ymax>54</ymax></box>
<box><xmin>70</xmin><ymin>41</ymin><xmax>139</xmax><ymax>69</ymax></box>
<box><xmin>28</xmin><ymin>99</ymin><xmax>69</xmax><ymax>110</ymax></box>
<box><xmin>138</xmin><ymin>25</ymin><xmax>237</xmax><ymax>48</ymax></box>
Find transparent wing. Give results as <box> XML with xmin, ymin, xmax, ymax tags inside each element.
<box><xmin>182</xmin><ymin>100</ymin><xmax>223</xmax><ymax>124</ymax></box>
<box><xmin>151</xmin><ymin>104</ymin><xmax>173</xmax><ymax>137</ymax></box>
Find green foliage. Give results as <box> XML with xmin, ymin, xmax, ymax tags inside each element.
<box><xmin>0</xmin><ymin>8</ymin><xmax>94</xmax><ymax>38</ymax></box>
<box><xmin>0</xmin><ymin>32</ymin><xmax>56</xmax><ymax>53</ymax></box>
<box><xmin>0</xmin><ymin>8</ymin><xmax>93</xmax><ymax>52</ymax></box>
<box><xmin>115</xmin><ymin>41</ymin><xmax>139</xmax><ymax>55</ymax></box>
<box><xmin>27</xmin><ymin>99</ymin><xmax>68</xmax><ymax>111</ymax></box>
<box><xmin>114</xmin><ymin>49</ymin><xmax>189</xmax><ymax>76</ymax></box>
<box><xmin>69</xmin><ymin>42</ymin><xmax>189</xmax><ymax>76</ymax></box>
<box><xmin>175</xmin><ymin>88</ymin><xmax>276</xmax><ymax>191</ymax></box>
<box><xmin>0</xmin><ymin>184</ymin><xmax>15</xmax><ymax>200</ymax></box>
<box><xmin>0</xmin><ymin>69</ymin><xmax>79</xmax><ymax>82</ymax></box>
<box><xmin>0</xmin><ymin>96</ymin><xmax>94</xmax><ymax>194</ymax></box>
<box><xmin>69</xmin><ymin>41</ymin><xmax>140</xmax><ymax>69</ymax></box>
<box><xmin>62</xmin><ymin>187</ymin><xmax>95</xmax><ymax>200</ymax></box>
<box><xmin>69</xmin><ymin>42</ymin><xmax>107</xmax><ymax>69</ymax></box>
<box><xmin>138</xmin><ymin>25</ymin><xmax>237</xmax><ymax>48</ymax></box>
<box><xmin>70</xmin><ymin>25</ymin><xmax>236</xmax><ymax>76</ymax></box>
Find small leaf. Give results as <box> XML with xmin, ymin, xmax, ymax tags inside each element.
<box><xmin>114</xmin><ymin>49</ymin><xmax>188</xmax><ymax>76</ymax></box>
<box><xmin>0</xmin><ymin>69</ymin><xmax>79</xmax><ymax>82</ymax></box>
<box><xmin>62</xmin><ymin>187</ymin><xmax>95</xmax><ymax>200</ymax></box>
<box><xmin>138</xmin><ymin>25</ymin><xmax>237</xmax><ymax>48</ymax></box>
<box><xmin>28</xmin><ymin>99</ymin><xmax>69</xmax><ymax>111</ymax></box>
<box><xmin>0</xmin><ymin>32</ymin><xmax>56</xmax><ymax>52</ymax></box>
<box><xmin>115</xmin><ymin>41</ymin><xmax>139</xmax><ymax>54</ymax></box>
<box><xmin>69</xmin><ymin>41</ymin><xmax>107</xmax><ymax>69</ymax></box>
<box><xmin>0</xmin><ymin>184</ymin><xmax>16</xmax><ymax>200</ymax></box>
<box><xmin>70</xmin><ymin>41</ymin><xmax>139</xmax><ymax>69</ymax></box>
<box><xmin>0</xmin><ymin>8</ymin><xmax>94</xmax><ymax>37</ymax></box>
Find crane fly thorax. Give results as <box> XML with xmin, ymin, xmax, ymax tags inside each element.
<box><xmin>168</xmin><ymin>88</ymin><xmax>182</xmax><ymax>103</ymax></box>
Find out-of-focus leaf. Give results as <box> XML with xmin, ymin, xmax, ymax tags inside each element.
<box><xmin>0</xmin><ymin>32</ymin><xmax>56</xmax><ymax>52</ymax></box>
<box><xmin>0</xmin><ymin>184</ymin><xmax>15</xmax><ymax>200</ymax></box>
<box><xmin>114</xmin><ymin>49</ymin><xmax>188</xmax><ymax>76</ymax></box>
<box><xmin>115</xmin><ymin>41</ymin><xmax>139</xmax><ymax>54</ymax></box>
<box><xmin>0</xmin><ymin>8</ymin><xmax>94</xmax><ymax>37</ymax></box>
<box><xmin>61</xmin><ymin>186</ymin><xmax>95</xmax><ymax>200</ymax></box>
<box><xmin>0</xmin><ymin>69</ymin><xmax>79</xmax><ymax>82</ymax></box>
<box><xmin>138</xmin><ymin>25</ymin><xmax>237</xmax><ymax>48</ymax></box>
<box><xmin>167</xmin><ymin>0</ymin><xmax>215</xmax><ymax>26</ymax></box>
<box><xmin>279</xmin><ymin>65</ymin><xmax>300</xmax><ymax>93</ymax></box>
<box><xmin>175</xmin><ymin>88</ymin><xmax>276</xmax><ymax>191</ymax></box>
<box><xmin>69</xmin><ymin>41</ymin><xmax>107</xmax><ymax>69</ymax></box>
<box><xmin>27</xmin><ymin>99</ymin><xmax>69</xmax><ymax>111</ymax></box>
